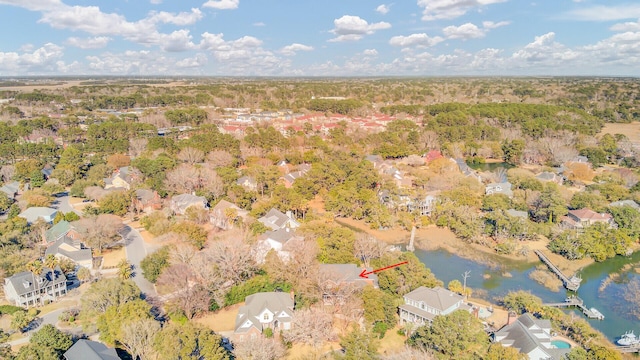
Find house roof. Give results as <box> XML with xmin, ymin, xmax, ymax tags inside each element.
<box><xmin>568</xmin><ymin>208</ymin><xmax>612</xmax><ymax>221</ymax></box>
<box><xmin>536</xmin><ymin>172</ymin><xmax>558</xmax><ymax>181</ymax></box>
<box><xmin>236</xmin><ymin>176</ymin><xmax>256</xmax><ymax>186</ymax></box>
<box><xmin>258</xmin><ymin>208</ymin><xmax>298</xmax><ymax>230</ymax></box>
<box><xmin>4</xmin><ymin>267</ymin><xmax>66</xmax><ymax>296</ymax></box>
<box><xmin>403</xmin><ymin>286</ymin><xmax>463</xmax><ymax>313</ymax></box>
<box><xmin>135</xmin><ymin>189</ymin><xmax>156</xmax><ymax>202</ymax></box>
<box><xmin>259</xmin><ymin>228</ymin><xmax>300</xmax><ymax>244</ymax></box>
<box><xmin>211</xmin><ymin>199</ymin><xmax>248</xmax><ymax>218</ymax></box>
<box><xmin>609</xmin><ymin>200</ymin><xmax>640</xmax><ymax>210</ymax></box>
<box><xmin>41</xmin><ymin>165</ymin><xmax>54</xmax><ymax>178</ymax></box>
<box><xmin>494</xmin><ymin>313</ymin><xmax>567</xmax><ymax>360</ymax></box>
<box><xmin>17</xmin><ymin>207</ymin><xmax>57</xmax><ymax>223</ymax></box>
<box><xmin>234</xmin><ymin>292</ymin><xmax>294</xmax><ymax>333</ymax></box>
<box><xmin>64</xmin><ymin>339</ymin><xmax>121</xmax><ymax>360</ymax></box>
<box><xmin>506</xmin><ymin>209</ymin><xmax>528</xmax><ymax>219</ymax></box>
<box><xmin>171</xmin><ymin>194</ymin><xmax>207</xmax><ymax>213</ymax></box>
<box><xmin>318</xmin><ymin>264</ymin><xmax>378</xmax><ymax>286</ymax></box>
<box><xmin>0</xmin><ymin>181</ymin><xmax>20</xmax><ymax>198</ymax></box>
<box><xmin>44</xmin><ymin>220</ymin><xmax>72</xmax><ymax>244</ymax></box>
<box><xmin>45</xmin><ymin>237</ymin><xmax>92</xmax><ymax>263</ymax></box>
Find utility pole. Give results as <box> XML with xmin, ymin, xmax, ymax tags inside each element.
<box><xmin>462</xmin><ymin>270</ymin><xmax>471</xmax><ymax>299</ymax></box>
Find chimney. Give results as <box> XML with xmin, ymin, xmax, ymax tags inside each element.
<box><xmin>507</xmin><ymin>311</ymin><xmax>517</xmax><ymax>325</ymax></box>
<box><xmin>289</xmin><ymin>290</ymin><xmax>295</xmax><ymax>302</ymax></box>
<box><xmin>286</xmin><ymin>210</ymin><xmax>293</xmax><ymax>219</ymax></box>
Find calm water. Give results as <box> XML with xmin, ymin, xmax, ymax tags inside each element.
<box><xmin>414</xmin><ymin>248</ymin><xmax>640</xmax><ymax>343</ymax></box>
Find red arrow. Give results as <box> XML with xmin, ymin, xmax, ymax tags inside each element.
<box><xmin>359</xmin><ymin>261</ymin><xmax>408</xmax><ymax>279</ymax></box>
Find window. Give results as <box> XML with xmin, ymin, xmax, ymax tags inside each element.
<box><xmin>263</xmin><ymin>313</ymin><xmax>269</xmax><ymax>321</ymax></box>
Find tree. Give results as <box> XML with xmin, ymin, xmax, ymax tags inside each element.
<box><xmin>22</xmin><ymin>188</ymin><xmax>53</xmax><ymax>207</ymax></box>
<box><xmin>531</xmin><ymin>183</ymin><xmax>567</xmax><ymax>223</ymax></box>
<box><xmin>409</xmin><ymin>310</ymin><xmax>488</xmax><ymax>360</ymax></box>
<box><xmin>43</xmin><ymin>254</ymin><xmax>58</xmax><ymax>270</ymax></box>
<box><xmin>98</xmin><ymin>191</ymin><xmax>131</xmax><ymax>216</ymax></box>
<box><xmin>502</xmin><ymin>139</ymin><xmax>525</xmax><ymax>165</ymax></box>
<box><xmin>484</xmin><ymin>343</ymin><xmax>527</xmax><ymax>360</ymax></box>
<box><xmin>106</xmin><ymin>153</ymin><xmax>131</xmax><ymax>169</ymax></box>
<box><xmin>195</xmin><ymin>238</ymin><xmax>258</xmax><ymax>289</ymax></box>
<box><xmin>233</xmin><ymin>335</ymin><xmax>285</xmax><ymax>360</ymax></box>
<box><xmin>97</xmin><ymin>299</ymin><xmax>153</xmax><ymax>346</ymax></box>
<box><xmin>282</xmin><ymin>308</ymin><xmax>334</xmax><ymax>347</ymax></box>
<box><xmin>11</xmin><ymin>310</ymin><xmax>36</xmax><ymax>332</ymax></box>
<box><xmin>81</xmin><ymin>278</ymin><xmax>141</xmax><ymax>315</ymax></box>
<box><xmin>154</xmin><ymin>322</ymin><xmax>230</xmax><ymax>360</ymax></box>
<box><xmin>29</xmin><ymin>170</ymin><xmax>45</xmax><ymax>188</ymax></box>
<box><xmin>73</xmin><ymin>214</ymin><xmax>124</xmax><ymax>253</ymax></box>
<box><xmin>140</xmin><ymin>246</ymin><xmax>171</xmax><ymax>283</ymax></box>
<box><xmin>354</xmin><ymin>234</ymin><xmax>387</xmax><ymax>268</ymax></box>
<box><xmin>118</xmin><ymin>259</ymin><xmax>133</xmax><ymax>280</ymax></box>
<box><xmin>77</xmin><ymin>267</ymin><xmax>92</xmax><ymax>282</ymax></box>
<box><xmin>121</xmin><ymin>319</ymin><xmax>161</xmax><ymax>360</ymax></box>
<box><xmin>177</xmin><ymin>147</ymin><xmax>205</xmax><ymax>164</ymax></box>
<box><xmin>336</xmin><ymin>327</ymin><xmax>379</xmax><ymax>360</ymax></box>
<box><xmin>375</xmin><ymin>252</ymin><xmax>442</xmax><ymax>296</ymax></box>
<box><xmin>29</xmin><ymin>324</ymin><xmax>73</xmax><ymax>357</ymax></box>
<box><xmin>0</xmin><ymin>192</ymin><xmax>12</xmax><ymax>213</ymax></box>
<box><xmin>447</xmin><ymin>279</ymin><xmax>463</xmax><ymax>294</ymax></box>
<box><xmin>156</xmin><ymin>264</ymin><xmax>210</xmax><ymax>319</ymax></box>
<box><xmin>502</xmin><ymin>290</ymin><xmax>543</xmax><ymax>315</ymax></box>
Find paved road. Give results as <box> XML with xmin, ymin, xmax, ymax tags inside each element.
<box><xmin>8</xmin><ymin>308</ymin><xmax>70</xmax><ymax>346</ymax></box>
<box><xmin>122</xmin><ymin>225</ymin><xmax>157</xmax><ymax>298</ymax></box>
<box><xmin>51</xmin><ymin>192</ymin><xmax>83</xmax><ymax>215</ymax></box>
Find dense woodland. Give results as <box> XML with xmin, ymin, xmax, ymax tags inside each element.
<box><xmin>0</xmin><ymin>77</ymin><xmax>639</xmax><ymax>359</ymax></box>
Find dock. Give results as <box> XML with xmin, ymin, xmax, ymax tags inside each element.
<box><xmin>534</xmin><ymin>250</ymin><xmax>581</xmax><ymax>291</ymax></box>
<box><xmin>543</xmin><ymin>296</ymin><xmax>604</xmax><ymax>320</ymax></box>
<box><xmin>618</xmin><ymin>344</ymin><xmax>640</xmax><ymax>353</ymax></box>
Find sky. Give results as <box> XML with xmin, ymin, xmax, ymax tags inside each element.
<box><xmin>1</xmin><ymin>0</ymin><xmax>640</xmax><ymax>77</ymax></box>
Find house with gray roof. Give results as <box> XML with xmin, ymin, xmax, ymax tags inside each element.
<box><xmin>18</xmin><ymin>207</ymin><xmax>58</xmax><ymax>224</ymax></box>
<box><xmin>0</xmin><ymin>181</ymin><xmax>20</xmax><ymax>200</ymax></box>
<box><xmin>3</xmin><ymin>267</ymin><xmax>67</xmax><ymax>307</ymax></box>
<box><xmin>485</xmin><ymin>182</ymin><xmax>513</xmax><ymax>197</ymax></box>
<box><xmin>318</xmin><ymin>264</ymin><xmax>378</xmax><ymax>305</ymax></box>
<box><xmin>493</xmin><ymin>313</ymin><xmax>570</xmax><ymax>360</ymax></box>
<box><xmin>258</xmin><ymin>208</ymin><xmax>300</xmax><ymax>231</ymax></box>
<box><xmin>234</xmin><ymin>292</ymin><xmax>294</xmax><ymax>340</ymax></box>
<box><xmin>255</xmin><ymin>228</ymin><xmax>303</xmax><ymax>263</ymax></box>
<box><xmin>609</xmin><ymin>199</ymin><xmax>640</xmax><ymax>210</ymax></box>
<box><xmin>45</xmin><ymin>237</ymin><xmax>93</xmax><ymax>269</ymax></box>
<box><xmin>236</xmin><ymin>176</ymin><xmax>258</xmax><ymax>191</ymax></box>
<box><xmin>64</xmin><ymin>339</ymin><xmax>120</xmax><ymax>360</ymax></box>
<box><xmin>454</xmin><ymin>158</ymin><xmax>482</xmax><ymax>182</ymax></box>
<box><xmin>104</xmin><ymin>166</ymin><xmax>137</xmax><ymax>191</ymax></box>
<box><xmin>506</xmin><ymin>209</ymin><xmax>529</xmax><ymax>220</ymax></box>
<box><xmin>536</xmin><ymin>171</ymin><xmax>563</xmax><ymax>185</ymax></box>
<box><xmin>132</xmin><ymin>189</ymin><xmax>162</xmax><ymax>214</ymax></box>
<box><xmin>210</xmin><ymin>199</ymin><xmax>248</xmax><ymax>230</ymax></box>
<box><xmin>399</xmin><ymin>286</ymin><xmax>471</xmax><ymax>326</ymax></box>
<box><xmin>169</xmin><ymin>193</ymin><xmax>208</xmax><ymax>215</ymax></box>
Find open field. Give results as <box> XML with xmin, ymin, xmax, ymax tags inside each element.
<box><xmin>195</xmin><ymin>303</ymin><xmax>242</xmax><ymax>332</ymax></box>
<box><xmin>600</xmin><ymin>122</ymin><xmax>640</xmax><ymax>144</ymax></box>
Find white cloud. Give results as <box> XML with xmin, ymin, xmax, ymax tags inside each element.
<box><xmin>329</xmin><ymin>15</ymin><xmax>391</xmax><ymax>42</ymax></box>
<box><xmin>417</xmin><ymin>0</ymin><xmax>507</xmax><ymax>21</ymax></box>
<box><xmin>280</xmin><ymin>43</ymin><xmax>314</xmax><ymax>56</ymax></box>
<box><xmin>66</xmin><ymin>36</ymin><xmax>111</xmax><ymax>49</ymax></box>
<box><xmin>0</xmin><ymin>0</ymin><xmax>61</xmax><ymax>12</ymax></box>
<box><xmin>567</xmin><ymin>4</ymin><xmax>640</xmax><ymax>21</ymax></box>
<box><xmin>253</xmin><ymin>22</ymin><xmax>266</xmax><ymax>27</ymax></box>
<box><xmin>610</xmin><ymin>19</ymin><xmax>640</xmax><ymax>32</ymax></box>
<box><xmin>150</xmin><ymin>0</ymin><xmax>162</xmax><ymax>3</ymax></box>
<box><xmin>375</xmin><ymin>4</ymin><xmax>390</xmax><ymax>15</ymax></box>
<box><xmin>160</xmin><ymin>30</ymin><xmax>196</xmax><ymax>52</ymax></box>
<box><xmin>0</xmin><ymin>42</ymin><xmax>65</xmax><ymax>74</ymax></box>
<box><xmin>176</xmin><ymin>54</ymin><xmax>208</xmax><ymax>68</ymax></box>
<box><xmin>482</xmin><ymin>20</ymin><xmax>510</xmax><ymax>29</ymax></box>
<box><xmin>147</xmin><ymin>8</ymin><xmax>203</xmax><ymax>26</ymax></box>
<box><xmin>389</xmin><ymin>33</ymin><xmax>444</xmax><ymax>47</ymax></box>
<box><xmin>443</xmin><ymin>23</ymin><xmax>485</xmax><ymax>39</ymax></box>
<box><xmin>202</xmin><ymin>0</ymin><xmax>239</xmax><ymax>10</ymax></box>
<box><xmin>363</xmin><ymin>49</ymin><xmax>378</xmax><ymax>56</ymax></box>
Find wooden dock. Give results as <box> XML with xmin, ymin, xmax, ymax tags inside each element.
<box><xmin>618</xmin><ymin>344</ymin><xmax>640</xmax><ymax>353</ymax></box>
<box><xmin>534</xmin><ymin>250</ymin><xmax>581</xmax><ymax>291</ymax></box>
<box><xmin>543</xmin><ymin>296</ymin><xmax>604</xmax><ymax>320</ymax></box>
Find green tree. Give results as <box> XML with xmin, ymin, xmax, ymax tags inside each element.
<box><xmin>98</xmin><ymin>191</ymin><xmax>131</xmax><ymax>216</ymax></box>
<box><xmin>153</xmin><ymin>322</ymin><xmax>230</xmax><ymax>360</ymax></box>
<box><xmin>336</xmin><ymin>327</ymin><xmax>379</xmax><ymax>360</ymax></box>
<box><xmin>64</xmin><ymin>212</ymin><xmax>80</xmax><ymax>222</ymax></box>
<box><xmin>409</xmin><ymin>310</ymin><xmax>489</xmax><ymax>360</ymax></box>
<box><xmin>448</xmin><ymin>279</ymin><xmax>464</xmax><ymax>294</ymax></box>
<box><xmin>361</xmin><ymin>286</ymin><xmax>397</xmax><ymax>334</ymax></box>
<box><xmin>29</xmin><ymin>170</ymin><xmax>45</xmax><ymax>188</ymax></box>
<box><xmin>532</xmin><ymin>183</ymin><xmax>567</xmax><ymax>223</ymax></box>
<box><xmin>502</xmin><ymin>139</ymin><xmax>525</xmax><ymax>165</ymax></box>
<box><xmin>0</xmin><ymin>192</ymin><xmax>12</xmax><ymax>213</ymax></box>
<box><xmin>502</xmin><ymin>290</ymin><xmax>543</xmax><ymax>315</ymax></box>
<box><xmin>375</xmin><ymin>252</ymin><xmax>442</xmax><ymax>296</ymax></box>
<box><xmin>29</xmin><ymin>324</ymin><xmax>73</xmax><ymax>357</ymax></box>
<box><xmin>81</xmin><ymin>278</ymin><xmax>141</xmax><ymax>316</ymax></box>
<box><xmin>301</xmin><ymin>222</ymin><xmax>357</xmax><ymax>264</ymax></box>
<box><xmin>140</xmin><ymin>246</ymin><xmax>171</xmax><ymax>283</ymax></box>
<box><xmin>484</xmin><ymin>343</ymin><xmax>527</xmax><ymax>360</ymax></box>
<box><xmin>52</xmin><ymin>211</ymin><xmax>65</xmax><ymax>224</ymax></box>
<box><xmin>11</xmin><ymin>310</ymin><xmax>36</xmax><ymax>332</ymax></box>
<box><xmin>97</xmin><ymin>299</ymin><xmax>152</xmax><ymax>345</ymax></box>
<box><xmin>118</xmin><ymin>259</ymin><xmax>133</xmax><ymax>280</ymax></box>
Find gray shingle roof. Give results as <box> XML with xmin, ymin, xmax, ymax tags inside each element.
<box><xmin>17</xmin><ymin>207</ymin><xmax>57</xmax><ymax>223</ymax></box>
<box><xmin>64</xmin><ymin>339</ymin><xmax>120</xmax><ymax>360</ymax></box>
<box><xmin>258</xmin><ymin>208</ymin><xmax>299</xmax><ymax>230</ymax></box>
<box><xmin>0</xmin><ymin>181</ymin><xmax>19</xmax><ymax>198</ymax></box>
<box><xmin>494</xmin><ymin>313</ymin><xmax>569</xmax><ymax>360</ymax></box>
<box><xmin>318</xmin><ymin>264</ymin><xmax>379</xmax><ymax>286</ymax></box>
<box><xmin>5</xmin><ymin>267</ymin><xmax>66</xmax><ymax>296</ymax></box>
<box><xmin>234</xmin><ymin>292</ymin><xmax>294</xmax><ymax>333</ymax></box>
<box><xmin>45</xmin><ymin>237</ymin><xmax>92</xmax><ymax>264</ymax></box>
<box><xmin>402</xmin><ymin>286</ymin><xmax>464</xmax><ymax>313</ymax></box>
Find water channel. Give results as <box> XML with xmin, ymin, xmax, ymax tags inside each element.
<box><xmin>414</xmin><ymin>247</ymin><xmax>640</xmax><ymax>343</ymax></box>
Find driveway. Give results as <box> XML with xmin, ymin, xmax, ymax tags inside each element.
<box><xmin>121</xmin><ymin>225</ymin><xmax>157</xmax><ymax>298</ymax></box>
<box><xmin>51</xmin><ymin>192</ymin><xmax>82</xmax><ymax>215</ymax></box>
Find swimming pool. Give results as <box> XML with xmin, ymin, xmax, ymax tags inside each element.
<box><xmin>551</xmin><ymin>340</ymin><xmax>571</xmax><ymax>349</ymax></box>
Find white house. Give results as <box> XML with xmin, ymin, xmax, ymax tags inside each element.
<box><xmin>258</xmin><ymin>208</ymin><xmax>300</xmax><ymax>231</ymax></box>
<box><xmin>234</xmin><ymin>292</ymin><xmax>294</xmax><ymax>340</ymax></box>
<box><xmin>4</xmin><ymin>267</ymin><xmax>67</xmax><ymax>308</ymax></box>
<box><xmin>493</xmin><ymin>313</ymin><xmax>570</xmax><ymax>360</ymax></box>
<box><xmin>399</xmin><ymin>286</ymin><xmax>471</xmax><ymax>326</ymax></box>
<box><xmin>18</xmin><ymin>207</ymin><xmax>58</xmax><ymax>224</ymax></box>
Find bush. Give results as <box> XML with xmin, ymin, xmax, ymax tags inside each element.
<box><xmin>0</xmin><ymin>305</ymin><xmax>23</xmax><ymax>315</ymax></box>
<box><xmin>264</xmin><ymin>328</ymin><xmax>274</xmax><ymax>338</ymax></box>
<box><xmin>224</xmin><ymin>275</ymin><xmax>292</xmax><ymax>306</ymax></box>
<box><xmin>140</xmin><ymin>246</ymin><xmax>171</xmax><ymax>283</ymax></box>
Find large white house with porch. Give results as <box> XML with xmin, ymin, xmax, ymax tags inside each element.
<box><xmin>399</xmin><ymin>286</ymin><xmax>471</xmax><ymax>326</ymax></box>
<box><xmin>3</xmin><ymin>267</ymin><xmax>67</xmax><ymax>307</ymax></box>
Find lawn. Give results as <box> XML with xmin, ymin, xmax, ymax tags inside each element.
<box><xmin>195</xmin><ymin>303</ymin><xmax>243</xmax><ymax>332</ymax></box>
<box><xmin>101</xmin><ymin>247</ymin><xmax>126</xmax><ymax>268</ymax></box>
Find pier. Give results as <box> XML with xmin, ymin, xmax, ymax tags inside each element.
<box><xmin>617</xmin><ymin>344</ymin><xmax>640</xmax><ymax>353</ymax></box>
<box><xmin>534</xmin><ymin>250</ymin><xmax>581</xmax><ymax>291</ymax></box>
<box><xmin>543</xmin><ymin>296</ymin><xmax>604</xmax><ymax>320</ymax></box>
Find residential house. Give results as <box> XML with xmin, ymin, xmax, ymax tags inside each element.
<box><xmin>609</xmin><ymin>199</ymin><xmax>640</xmax><ymax>210</ymax></box>
<box><xmin>104</xmin><ymin>166</ymin><xmax>137</xmax><ymax>190</ymax></box>
<box><xmin>407</xmin><ymin>194</ymin><xmax>437</xmax><ymax>216</ymax></box>
<box><xmin>18</xmin><ymin>207</ymin><xmax>58</xmax><ymax>224</ymax></box>
<box><xmin>493</xmin><ymin>313</ymin><xmax>570</xmax><ymax>360</ymax></box>
<box><xmin>210</xmin><ymin>200</ymin><xmax>248</xmax><ymax>230</ymax></box>
<box><xmin>3</xmin><ymin>267</ymin><xmax>67</xmax><ymax>307</ymax></box>
<box><xmin>0</xmin><ymin>180</ymin><xmax>20</xmax><ymax>200</ymax></box>
<box><xmin>399</xmin><ymin>286</ymin><xmax>471</xmax><ymax>326</ymax></box>
<box><xmin>132</xmin><ymin>189</ymin><xmax>163</xmax><ymax>214</ymax></box>
<box><xmin>255</xmin><ymin>228</ymin><xmax>303</xmax><ymax>263</ymax></box>
<box><xmin>318</xmin><ymin>264</ymin><xmax>378</xmax><ymax>305</ymax></box>
<box><xmin>281</xmin><ymin>164</ymin><xmax>311</xmax><ymax>188</ymax></box>
<box><xmin>45</xmin><ymin>237</ymin><xmax>93</xmax><ymax>269</ymax></box>
<box><xmin>234</xmin><ymin>292</ymin><xmax>294</xmax><ymax>340</ymax></box>
<box><xmin>41</xmin><ymin>164</ymin><xmax>54</xmax><ymax>180</ymax></box>
<box><xmin>485</xmin><ymin>182</ymin><xmax>513</xmax><ymax>197</ymax></box>
<box><xmin>535</xmin><ymin>171</ymin><xmax>563</xmax><ymax>185</ymax></box>
<box><xmin>43</xmin><ymin>220</ymin><xmax>82</xmax><ymax>246</ymax></box>
<box><xmin>561</xmin><ymin>208</ymin><xmax>615</xmax><ymax>231</ymax></box>
<box><xmin>424</xmin><ymin>150</ymin><xmax>444</xmax><ymax>164</ymax></box>
<box><xmin>258</xmin><ymin>208</ymin><xmax>300</xmax><ymax>231</ymax></box>
<box><xmin>236</xmin><ymin>176</ymin><xmax>258</xmax><ymax>191</ymax></box>
<box><xmin>63</xmin><ymin>339</ymin><xmax>121</xmax><ymax>360</ymax></box>
<box><xmin>170</xmin><ymin>194</ymin><xmax>208</xmax><ymax>215</ymax></box>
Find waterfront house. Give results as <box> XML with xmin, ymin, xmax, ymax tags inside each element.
<box><xmin>485</xmin><ymin>182</ymin><xmax>513</xmax><ymax>197</ymax></box>
<box><xmin>64</xmin><ymin>339</ymin><xmax>120</xmax><ymax>360</ymax></box>
<box><xmin>399</xmin><ymin>286</ymin><xmax>471</xmax><ymax>326</ymax></box>
<box><xmin>561</xmin><ymin>208</ymin><xmax>615</xmax><ymax>231</ymax></box>
<box><xmin>18</xmin><ymin>207</ymin><xmax>58</xmax><ymax>224</ymax></box>
<box><xmin>258</xmin><ymin>208</ymin><xmax>300</xmax><ymax>231</ymax></box>
<box><xmin>318</xmin><ymin>264</ymin><xmax>378</xmax><ymax>305</ymax></box>
<box><xmin>493</xmin><ymin>313</ymin><xmax>570</xmax><ymax>360</ymax></box>
<box><xmin>234</xmin><ymin>292</ymin><xmax>294</xmax><ymax>340</ymax></box>
<box><xmin>3</xmin><ymin>267</ymin><xmax>67</xmax><ymax>307</ymax></box>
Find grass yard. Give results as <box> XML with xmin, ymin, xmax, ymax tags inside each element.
<box><xmin>101</xmin><ymin>247</ymin><xmax>126</xmax><ymax>268</ymax></box>
<box><xmin>195</xmin><ymin>303</ymin><xmax>243</xmax><ymax>332</ymax></box>
<box><xmin>377</xmin><ymin>326</ymin><xmax>408</xmax><ymax>355</ymax></box>
<box><xmin>600</xmin><ymin>122</ymin><xmax>640</xmax><ymax>143</ymax></box>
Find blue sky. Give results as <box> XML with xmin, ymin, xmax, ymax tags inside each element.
<box><xmin>1</xmin><ymin>0</ymin><xmax>640</xmax><ymax>76</ymax></box>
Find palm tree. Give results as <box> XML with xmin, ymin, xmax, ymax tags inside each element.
<box><xmin>44</xmin><ymin>254</ymin><xmax>58</xmax><ymax>270</ymax></box>
<box><xmin>26</xmin><ymin>260</ymin><xmax>43</xmax><ymax>275</ymax></box>
<box><xmin>117</xmin><ymin>259</ymin><xmax>133</xmax><ymax>280</ymax></box>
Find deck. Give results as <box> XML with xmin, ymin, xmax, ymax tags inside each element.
<box><xmin>543</xmin><ymin>296</ymin><xmax>604</xmax><ymax>320</ymax></box>
<box><xmin>534</xmin><ymin>250</ymin><xmax>581</xmax><ymax>291</ymax></box>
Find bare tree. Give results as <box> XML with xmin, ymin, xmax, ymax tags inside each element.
<box><xmin>282</xmin><ymin>308</ymin><xmax>335</xmax><ymax>347</ymax></box>
<box><xmin>354</xmin><ymin>234</ymin><xmax>387</xmax><ymax>268</ymax></box>
<box><xmin>128</xmin><ymin>138</ymin><xmax>148</xmax><ymax>159</ymax></box>
<box><xmin>72</xmin><ymin>214</ymin><xmax>124</xmax><ymax>253</ymax></box>
<box><xmin>169</xmin><ymin>244</ymin><xmax>198</xmax><ymax>265</ymax></box>
<box><xmin>381</xmin><ymin>346</ymin><xmax>436</xmax><ymax>360</ymax></box>
<box><xmin>120</xmin><ymin>318</ymin><xmax>160</xmax><ymax>360</ymax></box>
<box><xmin>0</xmin><ymin>165</ymin><xmax>15</xmax><ymax>183</ymax></box>
<box><xmin>199</xmin><ymin>166</ymin><xmax>224</xmax><ymax>199</ymax></box>
<box><xmin>177</xmin><ymin>147</ymin><xmax>205</xmax><ymax>164</ymax></box>
<box><xmin>207</xmin><ymin>150</ymin><xmax>235</xmax><ymax>167</ymax></box>
<box><xmin>165</xmin><ymin>163</ymin><xmax>200</xmax><ymax>193</ymax></box>
<box><xmin>156</xmin><ymin>264</ymin><xmax>210</xmax><ymax>319</ymax></box>
<box><xmin>233</xmin><ymin>335</ymin><xmax>286</xmax><ymax>360</ymax></box>
<box><xmin>202</xmin><ymin>239</ymin><xmax>258</xmax><ymax>286</ymax></box>
<box><xmin>84</xmin><ymin>186</ymin><xmax>110</xmax><ymax>201</ymax></box>
<box><xmin>421</xmin><ymin>131</ymin><xmax>439</xmax><ymax>150</ymax></box>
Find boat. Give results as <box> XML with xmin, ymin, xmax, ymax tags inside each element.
<box><xmin>589</xmin><ymin>307</ymin><xmax>605</xmax><ymax>320</ymax></box>
<box><xmin>617</xmin><ymin>330</ymin><xmax>640</xmax><ymax>346</ymax></box>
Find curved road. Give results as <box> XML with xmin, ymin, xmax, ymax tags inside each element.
<box><xmin>122</xmin><ymin>225</ymin><xmax>157</xmax><ymax>298</ymax></box>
